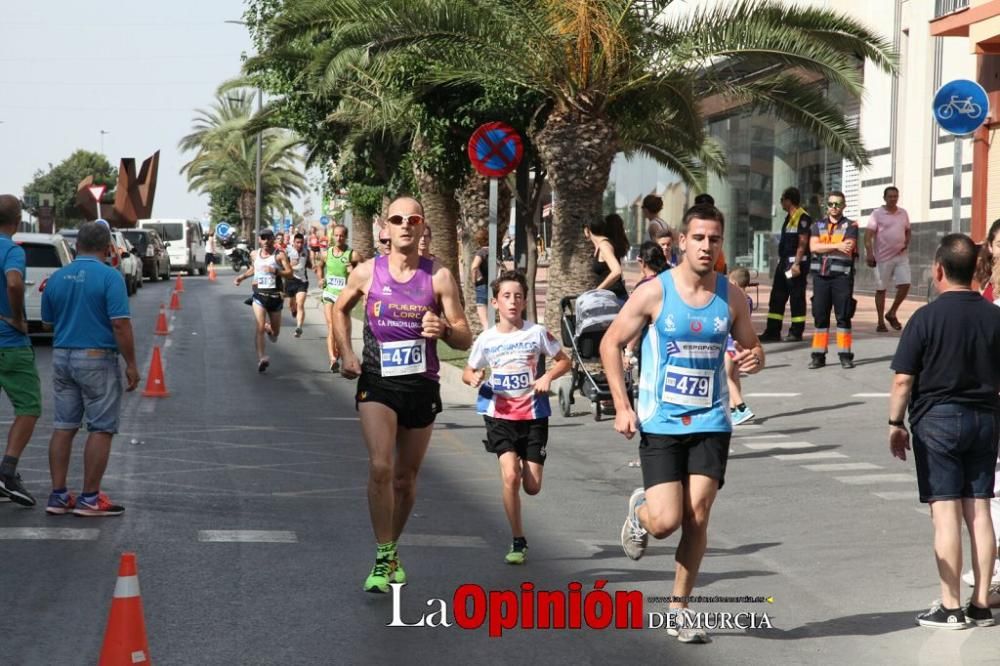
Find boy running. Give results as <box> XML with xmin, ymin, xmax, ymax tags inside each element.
<box><xmin>462</xmin><ymin>270</ymin><xmax>570</xmax><ymax>564</ymax></box>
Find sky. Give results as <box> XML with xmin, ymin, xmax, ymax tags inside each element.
<box><xmin>1</xmin><ymin>0</ymin><xmax>318</xmax><ymax>222</ymax></box>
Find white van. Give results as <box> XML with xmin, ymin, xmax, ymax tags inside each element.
<box><xmin>14</xmin><ymin>232</ymin><xmax>75</xmax><ymax>335</ymax></box>
<box><xmin>137</xmin><ymin>219</ymin><xmax>207</xmax><ymax>275</ymax></box>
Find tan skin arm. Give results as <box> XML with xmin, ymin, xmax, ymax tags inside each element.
<box><xmin>2</xmin><ymin>269</ymin><xmax>28</xmax><ymax>334</ymax></box>
<box><xmin>274</xmin><ymin>251</ymin><xmax>294</xmax><ymax>279</ymax></box>
<box><xmin>331</xmin><ymin>259</ymin><xmax>373</xmax><ymax>380</ymax></box>
<box><xmin>426</xmin><ymin>263</ymin><xmax>472</xmax><ymax>350</ymax></box>
<box><xmin>599</xmin><ymin>278</ymin><xmax>662</xmax><ymax>439</ymax></box>
<box><xmin>727</xmin><ymin>282</ymin><xmax>765</xmax><ymax>373</ymax></box>
<box><xmin>111</xmin><ymin>318</ymin><xmax>140</xmax><ymax>391</ymax></box>
<box><xmin>595</xmin><ymin>239</ymin><xmax>623</xmax><ymax>290</ymax></box>
<box><xmin>811</xmin><ymin>234</ymin><xmax>854</xmax><ymax>255</ymax></box>
<box><xmin>888</xmin><ymin>373</ymin><xmax>914</xmax><ymax>461</ymax></box>
<box><xmin>470</xmin><ymin>253</ymin><xmax>483</xmax><ymax>285</ymax></box>
<box><xmin>790</xmin><ymin>232</ymin><xmax>809</xmax><ymax>277</ymax></box>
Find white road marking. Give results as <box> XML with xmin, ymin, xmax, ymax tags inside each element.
<box><xmin>399</xmin><ymin>534</ymin><xmax>489</xmax><ymax>549</ymax></box>
<box><xmin>0</xmin><ymin>528</ymin><xmax>100</xmax><ymax>541</ymax></box>
<box><xmin>744</xmin><ymin>392</ymin><xmax>801</xmax><ymax>397</ymax></box>
<box><xmin>801</xmin><ymin>462</ymin><xmax>882</xmax><ymax>472</ymax></box>
<box><xmin>198</xmin><ymin>530</ymin><xmax>298</xmax><ymax>543</ymax></box>
<box><xmin>773</xmin><ymin>451</ymin><xmax>848</xmax><ymax>461</ymax></box>
<box><xmin>742</xmin><ymin>441</ymin><xmax>815</xmax><ymax>451</ymax></box>
<box><xmin>733</xmin><ymin>434</ymin><xmax>789</xmax><ymax>440</ymax></box>
<box><xmin>834</xmin><ymin>474</ymin><xmax>914</xmax><ymax>485</ymax></box>
<box><xmin>164</xmin><ymin>339</ymin><xmax>172</xmax><ymax>349</ymax></box>
<box><xmin>852</xmin><ymin>392</ymin><xmax>889</xmax><ymax>398</ymax></box>
<box><xmin>874</xmin><ymin>491</ymin><xmax>919</xmax><ymax>501</ymax></box>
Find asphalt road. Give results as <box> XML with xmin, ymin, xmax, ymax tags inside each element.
<box><xmin>1</xmin><ymin>274</ymin><xmax>997</xmax><ymax>665</ymax></box>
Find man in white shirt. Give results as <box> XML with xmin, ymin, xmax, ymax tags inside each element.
<box><xmin>864</xmin><ymin>186</ymin><xmax>911</xmax><ymax>332</ymax></box>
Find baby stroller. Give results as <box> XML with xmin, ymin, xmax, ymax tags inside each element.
<box><xmin>557</xmin><ymin>290</ymin><xmax>633</xmax><ymax>421</ymax></box>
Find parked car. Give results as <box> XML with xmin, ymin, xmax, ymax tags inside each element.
<box><xmin>122</xmin><ymin>228</ymin><xmax>171</xmax><ymax>282</ymax></box>
<box><xmin>110</xmin><ymin>230</ymin><xmax>141</xmax><ymax>296</ymax></box>
<box><xmin>57</xmin><ymin>228</ymin><xmax>79</xmax><ymax>256</ymax></box>
<box><xmin>137</xmin><ymin>218</ymin><xmax>207</xmax><ymax>275</ymax></box>
<box><xmin>15</xmin><ymin>232</ymin><xmax>74</xmax><ymax>335</ymax></box>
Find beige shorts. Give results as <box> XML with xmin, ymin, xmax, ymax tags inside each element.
<box><xmin>873</xmin><ymin>255</ymin><xmax>910</xmax><ymax>290</ymax></box>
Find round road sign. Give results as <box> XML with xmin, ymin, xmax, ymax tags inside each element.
<box><xmin>933</xmin><ymin>79</ymin><xmax>989</xmax><ymax>136</ymax></box>
<box><xmin>468</xmin><ymin>122</ymin><xmax>524</xmax><ymax>178</ymax></box>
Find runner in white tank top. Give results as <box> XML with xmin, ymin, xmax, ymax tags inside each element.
<box><xmin>234</xmin><ymin>229</ymin><xmax>293</xmax><ymax>372</ymax></box>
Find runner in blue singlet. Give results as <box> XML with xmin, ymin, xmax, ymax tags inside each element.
<box><xmin>599</xmin><ymin>203</ymin><xmax>765</xmax><ymax>644</ymax></box>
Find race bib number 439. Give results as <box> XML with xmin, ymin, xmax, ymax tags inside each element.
<box><xmin>380</xmin><ymin>339</ymin><xmax>427</xmax><ymax>377</ymax></box>
<box><xmin>662</xmin><ymin>365</ymin><xmax>714</xmax><ymax>408</ymax></box>
<box><xmin>491</xmin><ymin>371</ymin><xmax>532</xmax><ymax>393</ymax></box>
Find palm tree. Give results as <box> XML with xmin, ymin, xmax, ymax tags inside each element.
<box><xmin>263</xmin><ymin>0</ymin><xmax>896</xmax><ymax>330</ymax></box>
<box><xmin>179</xmin><ymin>91</ymin><xmax>307</xmax><ymax>239</ymax></box>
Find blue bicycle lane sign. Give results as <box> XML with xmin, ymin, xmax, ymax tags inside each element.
<box><xmin>933</xmin><ymin>79</ymin><xmax>989</xmax><ymax>135</ymax></box>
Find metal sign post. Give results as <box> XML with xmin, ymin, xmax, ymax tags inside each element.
<box><xmin>467</xmin><ymin>121</ymin><xmax>524</xmax><ymax>329</ymax></box>
<box><xmin>933</xmin><ymin>79</ymin><xmax>989</xmax><ymax>233</ymax></box>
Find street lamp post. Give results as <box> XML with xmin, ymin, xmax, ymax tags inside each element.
<box><xmin>225</xmin><ymin>19</ymin><xmax>263</xmax><ymax>249</ymax></box>
<box><xmin>100</xmin><ymin>129</ymin><xmax>110</xmax><ymax>155</ymax></box>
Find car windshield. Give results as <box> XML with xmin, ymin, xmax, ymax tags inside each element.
<box><xmin>20</xmin><ymin>243</ymin><xmax>61</xmax><ymax>268</ymax></box>
<box><xmin>144</xmin><ymin>222</ymin><xmax>183</xmax><ymax>242</ymax></box>
<box><xmin>122</xmin><ymin>230</ymin><xmax>147</xmax><ymax>251</ymax></box>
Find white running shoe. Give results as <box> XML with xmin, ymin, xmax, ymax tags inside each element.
<box><xmin>620</xmin><ymin>487</ymin><xmax>648</xmax><ymax>561</ymax></box>
<box><xmin>962</xmin><ymin>558</ymin><xmax>1000</xmax><ymax>587</ymax></box>
<box><xmin>666</xmin><ymin>608</ymin><xmax>711</xmax><ymax>643</ymax></box>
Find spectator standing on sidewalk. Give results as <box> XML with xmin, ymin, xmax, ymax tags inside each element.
<box><xmin>760</xmin><ymin>187</ymin><xmax>811</xmax><ymax>342</ymax></box>
<box><xmin>40</xmin><ymin>221</ymin><xmax>140</xmax><ymax>517</ymax></box>
<box><xmin>865</xmin><ymin>186</ymin><xmax>911</xmax><ymax>332</ymax></box>
<box><xmin>642</xmin><ymin>194</ymin><xmax>670</xmax><ymax>242</ymax></box>
<box><xmin>888</xmin><ymin>233</ymin><xmax>999</xmax><ymax>628</ymax></box>
<box><xmin>808</xmin><ymin>191</ymin><xmax>858</xmax><ymax>370</ymax></box>
<box><xmin>0</xmin><ymin>195</ymin><xmax>42</xmax><ymax>507</ymax></box>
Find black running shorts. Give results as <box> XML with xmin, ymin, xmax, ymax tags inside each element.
<box><xmin>284</xmin><ymin>278</ymin><xmax>309</xmax><ymax>296</ymax></box>
<box><xmin>252</xmin><ymin>291</ymin><xmax>284</xmax><ymax>312</ymax></box>
<box><xmin>355</xmin><ymin>373</ymin><xmax>442</xmax><ymax>429</ymax></box>
<box><xmin>483</xmin><ymin>416</ymin><xmax>548</xmax><ymax>465</ymax></box>
<box><xmin>639</xmin><ymin>432</ymin><xmax>731</xmax><ymax>490</ymax></box>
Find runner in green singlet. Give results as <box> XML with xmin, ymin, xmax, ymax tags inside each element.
<box><xmin>323</xmin><ymin>224</ymin><xmax>361</xmax><ymax>373</ymax></box>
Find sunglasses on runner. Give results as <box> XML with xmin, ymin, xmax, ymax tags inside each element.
<box><xmin>386</xmin><ymin>214</ymin><xmax>424</xmax><ymax>226</ymax></box>
<box><xmin>825</xmin><ymin>201</ymin><xmax>845</xmax><ymax>209</ymax></box>
<box><xmin>378</xmin><ymin>238</ymin><xmax>391</xmax><ymax>245</ymax></box>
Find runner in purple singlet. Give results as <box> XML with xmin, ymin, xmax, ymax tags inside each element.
<box><xmin>332</xmin><ymin>196</ymin><xmax>471</xmax><ymax>594</ymax></box>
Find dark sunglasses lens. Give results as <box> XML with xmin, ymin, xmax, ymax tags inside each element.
<box><xmin>379</xmin><ymin>239</ymin><xmax>390</xmax><ymax>245</ymax></box>
<box><xmin>387</xmin><ymin>216</ymin><xmax>403</xmax><ymax>225</ymax></box>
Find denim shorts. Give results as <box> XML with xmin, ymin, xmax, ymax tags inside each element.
<box><xmin>52</xmin><ymin>349</ymin><xmax>123</xmax><ymax>433</ymax></box>
<box><xmin>475</xmin><ymin>284</ymin><xmax>488</xmax><ymax>305</ymax></box>
<box><xmin>912</xmin><ymin>404</ymin><xmax>999</xmax><ymax>503</ymax></box>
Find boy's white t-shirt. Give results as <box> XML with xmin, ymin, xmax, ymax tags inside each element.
<box><xmin>468</xmin><ymin>321</ymin><xmax>562</xmax><ymax>420</ymax></box>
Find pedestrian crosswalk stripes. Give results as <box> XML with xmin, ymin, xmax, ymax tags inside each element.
<box><xmin>198</xmin><ymin>530</ymin><xmax>298</xmax><ymax>543</ymax></box>
<box><xmin>851</xmin><ymin>392</ymin><xmax>890</xmax><ymax>397</ymax></box>
<box><xmin>800</xmin><ymin>462</ymin><xmax>882</xmax><ymax>472</ymax></box>
<box><xmin>0</xmin><ymin>528</ymin><xmax>100</xmax><ymax>541</ymax></box>
<box><xmin>742</xmin><ymin>441</ymin><xmax>815</xmax><ymax>450</ymax></box>
<box><xmin>833</xmin><ymin>474</ymin><xmax>914</xmax><ymax>484</ymax></box>
<box><xmin>744</xmin><ymin>392</ymin><xmax>801</xmax><ymax>397</ymax></box>
<box><xmin>772</xmin><ymin>451</ymin><xmax>847</xmax><ymax>461</ymax></box>
<box><xmin>874</xmin><ymin>491</ymin><xmax>920</xmax><ymax>501</ymax></box>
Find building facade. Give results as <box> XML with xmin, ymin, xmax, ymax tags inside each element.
<box><xmin>605</xmin><ymin>0</ymin><xmax>979</xmax><ymax>297</ymax></box>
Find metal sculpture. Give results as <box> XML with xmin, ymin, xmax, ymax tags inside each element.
<box><xmin>76</xmin><ymin>151</ymin><xmax>159</xmax><ymax>227</ymax></box>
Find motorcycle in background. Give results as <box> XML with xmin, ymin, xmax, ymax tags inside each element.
<box><xmin>217</xmin><ymin>227</ymin><xmax>251</xmax><ymax>273</ymax></box>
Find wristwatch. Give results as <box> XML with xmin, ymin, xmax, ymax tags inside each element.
<box><xmin>888</xmin><ymin>419</ymin><xmax>905</xmax><ymax>427</ymax></box>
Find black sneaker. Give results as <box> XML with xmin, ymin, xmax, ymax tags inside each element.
<box><xmin>916</xmin><ymin>603</ymin><xmax>968</xmax><ymax>629</ymax></box>
<box><xmin>0</xmin><ymin>473</ymin><xmax>36</xmax><ymax>507</ymax></box>
<box><xmin>964</xmin><ymin>603</ymin><xmax>995</xmax><ymax>627</ymax></box>
<box><xmin>839</xmin><ymin>353</ymin><xmax>855</xmax><ymax>369</ymax></box>
<box><xmin>758</xmin><ymin>332</ymin><xmax>781</xmax><ymax>343</ymax></box>
<box><xmin>782</xmin><ymin>333</ymin><xmax>803</xmax><ymax>342</ymax></box>
<box><xmin>808</xmin><ymin>354</ymin><xmax>826</xmax><ymax>370</ymax></box>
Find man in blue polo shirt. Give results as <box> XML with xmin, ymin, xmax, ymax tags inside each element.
<box><xmin>41</xmin><ymin>221</ymin><xmax>140</xmax><ymax>517</ymax></box>
<box><xmin>0</xmin><ymin>194</ymin><xmax>42</xmax><ymax>507</ymax></box>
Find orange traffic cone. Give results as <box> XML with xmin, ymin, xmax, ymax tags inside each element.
<box><xmin>141</xmin><ymin>347</ymin><xmax>170</xmax><ymax>398</ymax></box>
<box><xmin>169</xmin><ymin>290</ymin><xmax>181</xmax><ymax>311</ymax></box>
<box><xmin>174</xmin><ymin>273</ymin><xmax>184</xmax><ymax>292</ymax></box>
<box><xmin>98</xmin><ymin>553</ymin><xmax>152</xmax><ymax>666</ymax></box>
<box><xmin>208</xmin><ymin>264</ymin><xmax>217</xmax><ymax>281</ymax></box>
<box><xmin>154</xmin><ymin>304</ymin><xmax>169</xmax><ymax>336</ymax></box>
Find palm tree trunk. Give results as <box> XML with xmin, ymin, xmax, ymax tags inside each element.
<box><xmin>351</xmin><ymin>209</ymin><xmax>374</xmax><ymax>261</ymax></box>
<box><xmin>413</xmin><ymin>152</ymin><xmax>461</xmax><ymax>294</ymax></box>
<box><xmin>456</xmin><ymin>171</ymin><xmax>512</xmax><ymax>334</ymax></box>
<box><xmin>533</xmin><ymin>112</ymin><xmax>619</xmax><ymax>333</ymax></box>
<box><xmin>239</xmin><ymin>190</ymin><xmax>255</xmax><ymax>240</ymax></box>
